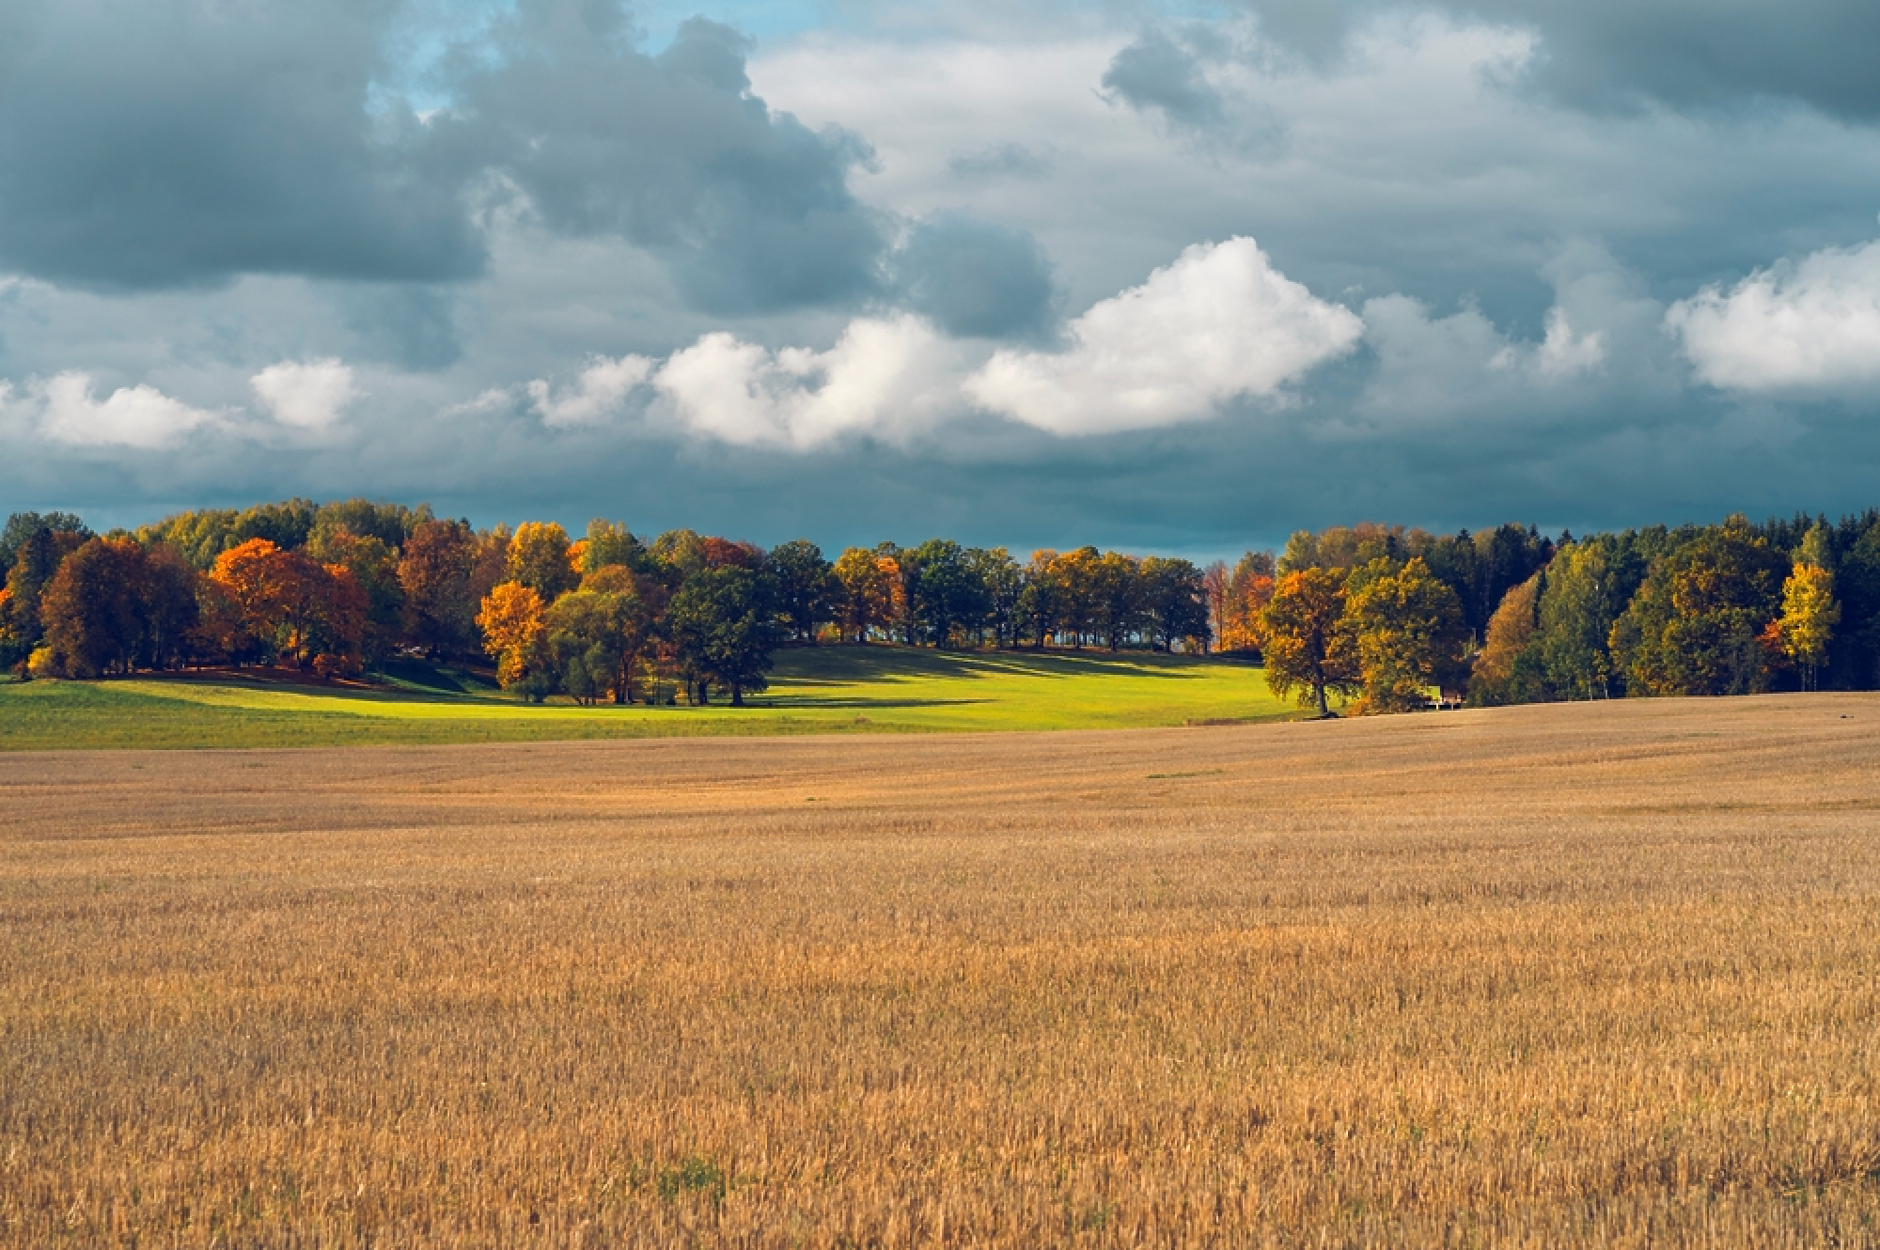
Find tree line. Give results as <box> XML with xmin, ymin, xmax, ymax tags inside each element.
<box><xmin>0</xmin><ymin>501</ymin><xmax>1213</xmax><ymax>706</ymax></box>
<box><xmin>0</xmin><ymin>501</ymin><xmax>1863</xmax><ymax>714</ymax></box>
<box><xmin>1232</xmin><ymin>515</ymin><xmax>1854</xmax><ymax>715</ymax></box>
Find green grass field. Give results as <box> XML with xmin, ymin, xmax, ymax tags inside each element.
<box><xmin>0</xmin><ymin>646</ymin><xmax>1297</xmax><ymax>750</ymax></box>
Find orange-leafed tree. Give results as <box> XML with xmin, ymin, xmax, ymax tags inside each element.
<box><xmin>208</xmin><ymin>538</ymin><xmax>365</xmax><ymax>674</ymax></box>
<box><xmin>1260</xmin><ymin>566</ymin><xmax>1360</xmax><ymax>717</ymax></box>
<box><xmin>477</xmin><ymin>581</ymin><xmax>549</xmax><ymax>697</ymax></box>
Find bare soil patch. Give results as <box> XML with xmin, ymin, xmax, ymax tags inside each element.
<box><xmin>3</xmin><ymin>695</ymin><xmax>1879</xmax><ymax>1245</ymax></box>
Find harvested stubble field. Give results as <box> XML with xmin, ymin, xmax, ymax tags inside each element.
<box><xmin>3</xmin><ymin>696</ymin><xmax>1880</xmax><ymax>1246</ymax></box>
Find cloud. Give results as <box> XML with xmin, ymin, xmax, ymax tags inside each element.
<box><xmin>653</xmin><ymin>316</ymin><xmax>958</xmax><ymax>450</ymax></box>
<box><xmin>1240</xmin><ymin>0</ymin><xmax>1880</xmax><ymax>120</ymax></box>
<box><xmin>1666</xmin><ymin>239</ymin><xmax>1880</xmax><ymax>393</ymax></box>
<box><xmin>947</xmin><ymin>142</ymin><xmax>1055</xmax><ymax>181</ymax></box>
<box><xmin>439</xmin><ymin>11</ymin><xmax>889</xmax><ymax>314</ymax></box>
<box><xmin>33</xmin><ymin>372</ymin><xmax>220</xmax><ymax>448</ymax></box>
<box><xmin>251</xmin><ymin>359</ymin><xmax>361</xmax><ymax>430</ymax></box>
<box><xmin>528</xmin><ymin>355</ymin><xmax>655</xmax><ymax>427</ymax></box>
<box><xmin>965</xmin><ymin>238</ymin><xmax>1361</xmax><ymax>435</ymax></box>
<box><xmin>0</xmin><ymin>0</ymin><xmax>887</xmax><ymax>315</ymax></box>
<box><xmin>1101</xmin><ymin>29</ymin><xmax>1225</xmax><ymax>129</ymax></box>
<box><xmin>893</xmin><ymin>215</ymin><xmax>1056</xmax><ymax>339</ymax></box>
<box><xmin>1528</xmin><ymin>307</ymin><xmax>1607</xmax><ymax>380</ymax></box>
<box><xmin>340</xmin><ymin>286</ymin><xmax>463</xmax><ymax>371</ymax></box>
<box><xmin>0</xmin><ymin>0</ymin><xmax>480</xmax><ymax>290</ymax></box>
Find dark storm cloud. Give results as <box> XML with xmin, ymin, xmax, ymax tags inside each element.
<box><xmin>1245</xmin><ymin>0</ymin><xmax>1880</xmax><ymax>120</ymax></box>
<box><xmin>1100</xmin><ymin>29</ymin><xmax>1224</xmax><ymax>129</ymax></box>
<box><xmin>0</xmin><ymin>0</ymin><xmax>480</xmax><ymax>290</ymax></box>
<box><xmin>892</xmin><ymin>216</ymin><xmax>1056</xmax><ymax>340</ymax></box>
<box><xmin>0</xmin><ymin>0</ymin><xmax>886</xmax><ymax>313</ymax></box>
<box><xmin>437</xmin><ymin>7</ymin><xmax>889</xmax><ymax>313</ymax></box>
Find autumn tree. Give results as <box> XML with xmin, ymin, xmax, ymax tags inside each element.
<box><xmin>1260</xmin><ymin>566</ymin><xmax>1359</xmax><ymax>717</ymax></box>
<box><xmin>310</xmin><ymin>528</ymin><xmax>405</xmax><ymax>664</ymax></box>
<box><xmin>37</xmin><ymin>539</ymin><xmax>145</xmax><ymax>677</ymax></box>
<box><xmin>400</xmin><ymin>519</ymin><xmax>481</xmax><ymax>657</ymax></box>
<box><xmin>0</xmin><ymin>518</ymin><xmax>91</xmax><ymax>669</ymax></box>
<box><xmin>833</xmin><ymin>546</ymin><xmax>895</xmax><ymax>643</ymax></box>
<box><xmin>668</xmin><ymin>565</ymin><xmax>782</xmax><ymax>706</ymax></box>
<box><xmin>476</xmin><ymin>581</ymin><xmax>550</xmax><ymax>698</ymax></box>
<box><xmin>208</xmin><ymin>539</ymin><xmax>366</xmax><ymax>674</ymax></box>
<box><xmin>506</xmin><ymin>521</ymin><xmax>578</xmax><ymax>601</ymax></box>
<box><xmin>1468</xmin><ymin>572</ymin><xmax>1545</xmax><ymax>706</ymax></box>
<box><xmin>1774</xmin><ymin>562</ymin><xmax>1839</xmax><ymax>691</ymax></box>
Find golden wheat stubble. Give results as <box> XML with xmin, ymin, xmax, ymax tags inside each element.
<box><xmin>2</xmin><ymin>694</ymin><xmax>1879</xmax><ymax>1246</ymax></box>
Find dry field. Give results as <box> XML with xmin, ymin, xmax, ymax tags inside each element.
<box><xmin>4</xmin><ymin>696</ymin><xmax>1880</xmax><ymax>1246</ymax></box>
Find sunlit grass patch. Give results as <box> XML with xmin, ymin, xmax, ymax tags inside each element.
<box><xmin>0</xmin><ymin>645</ymin><xmax>1296</xmax><ymax>749</ymax></box>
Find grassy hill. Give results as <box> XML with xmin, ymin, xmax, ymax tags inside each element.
<box><xmin>0</xmin><ymin>646</ymin><xmax>1297</xmax><ymax>750</ymax></box>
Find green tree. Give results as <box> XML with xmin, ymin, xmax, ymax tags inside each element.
<box><xmin>668</xmin><ymin>565</ymin><xmax>783</xmax><ymax>706</ymax></box>
<box><xmin>1260</xmin><ymin>567</ymin><xmax>1360</xmax><ymax>717</ymax></box>
<box><xmin>1139</xmin><ymin>556</ymin><xmax>1211</xmax><ymax>652</ymax></box>
<box><xmin>579</xmin><ymin>519</ymin><xmax>651</xmax><ymax>576</ymax></box>
<box><xmin>230</xmin><ymin>499</ymin><xmax>317</xmax><ymax>551</ymax></box>
<box><xmin>0</xmin><ymin>511</ymin><xmax>89</xmax><ymax>570</ymax></box>
<box><xmin>768</xmin><ymin>539</ymin><xmax>842</xmax><ymax>643</ymax></box>
<box><xmin>1345</xmin><ymin>557</ymin><xmax>1470</xmax><ymax>714</ymax></box>
<box><xmin>1610</xmin><ymin>519</ymin><xmax>1788</xmax><ymax>697</ymax></box>
<box><xmin>1533</xmin><ymin>541</ymin><xmax>1620</xmax><ymax>700</ymax></box>
<box><xmin>968</xmin><ymin>547</ymin><xmax>1022</xmax><ymax>648</ymax></box>
<box><xmin>908</xmin><ymin>539</ymin><xmax>988</xmax><ymax>648</ymax></box>
<box><xmin>1090</xmin><ymin>551</ymin><xmax>1146</xmax><ymax>651</ymax></box>
<box><xmin>543</xmin><ymin>583</ymin><xmax>652</xmax><ymax>704</ymax></box>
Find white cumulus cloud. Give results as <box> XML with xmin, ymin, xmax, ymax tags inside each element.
<box><xmin>962</xmin><ymin>237</ymin><xmax>1361</xmax><ymax>435</ymax></box>
<box><xmin>528</xmin><ymin>354</ymin><xmax>655</xmax><ymax>427</ymax></box>
<box><xmin>34</xmin><ymin>372</ymin><xmax>220</xmax><ymax>448</ymax></box>
<box><xmin>250</xmin><ymin>358</ymin><xmax>360</xmax><ymax>430</ymax></box>
<box><xmin>1667</xmin><ymin>239</ymin><xmax>1880</xmax><ymax>392</ymax></box>
<box><xmin>653</xmin><ymin>316</ymin><xmax>959</xmax><ymax>450</ymax></box>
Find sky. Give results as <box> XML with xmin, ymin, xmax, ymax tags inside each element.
<box><xmin>2</xmin><ymin>0</ymin><xmax>1879</xmax><ymax>557</ymax></box>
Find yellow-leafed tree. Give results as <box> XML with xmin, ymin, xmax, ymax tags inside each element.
<box><xmin>1775</xmin><ymin>562</ymin><xmax>1839</xmax><ymax>691</ymax></box>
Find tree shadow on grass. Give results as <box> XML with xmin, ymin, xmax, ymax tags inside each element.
<box><xmin>774</xmin><ymin>645</ymin><xmax>1249</xmax><ymax>685</ymax></box>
